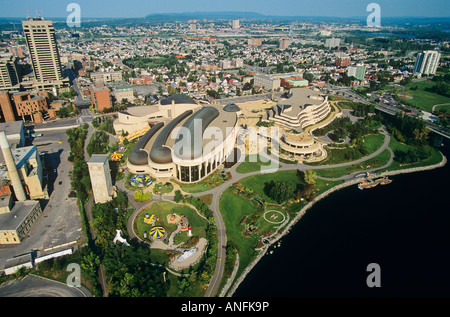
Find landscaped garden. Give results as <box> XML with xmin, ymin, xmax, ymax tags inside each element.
<box><xmin>153</xmin><ymin>181</ymin><xmax>174</xmax><ymax>195</ymax></box>
<box><xmin>134</xmin><ymin>201</ymin><xmax>208</xmax><ymax>247</ymax></box>
<box><xmin>172</xmin><ymin>170</ymin><xmax>231</xmax><ymax>193</ymax></box>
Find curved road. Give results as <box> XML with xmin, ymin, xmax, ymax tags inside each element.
<box><xmin>202</xmin><ymin>127</ymin><xmax>393</xmax><ymax>297</ymax></box>
<box><xmin>119</xmin><ymin>125</ymin><xmax>392</xmax><ymax>297</ymax></box>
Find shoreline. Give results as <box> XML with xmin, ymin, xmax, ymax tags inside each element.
<box><xmin>223</xmin><ymin>152</ymin><xmax>447</xmax><ymax>297</ymax></box>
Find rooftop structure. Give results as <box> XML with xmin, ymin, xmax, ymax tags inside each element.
<box><xmin>127</xmin><ymin>100</ymin><xmax>239</xmax><ymax>183</ymax></box>
<box><xmin>87</xmin><ymin>154</ymin><xmax>114</xmax><ymax>204</ymax></box>
<box><xmin>267</xmin><ymin>87</ymin><xmax>331</xmax><ymax>131</ymax></box>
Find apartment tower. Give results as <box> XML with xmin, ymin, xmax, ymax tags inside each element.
<box><xmin>413</xmin><ymin>50</ymin><xmax>441</xmax><ymax>75</ymax></box>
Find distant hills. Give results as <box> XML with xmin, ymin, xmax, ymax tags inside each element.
<box><xmin>145</xmin><ymin>11</ymin><xmax>267</xmax><ymax>20</ymax></box>
<box><xmin>143</xmin><ymin>11</ymin><xmax>450</xmax><ymax>25</ymax></box>
<box><xmin>1</xmin><ymin>11</ymin><xmax>450</xmax><ymax>27</ymax></box>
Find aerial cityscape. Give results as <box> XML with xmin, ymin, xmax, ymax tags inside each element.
<box><xmin>0</xmin><ymin>0</ymin><xmax>449</xmax><ymax>305</ymax></box>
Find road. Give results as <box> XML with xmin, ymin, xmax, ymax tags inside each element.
<box><xmin>325</xmin><ymin>83</ymin><xmax>450</xmax><ymax>139</ymax></box>
<box><xmin>0</xmin><ymin>274</ymin><xmax>90</xmax><ymax>297</ymax></box>
<box><xmin>0</xmin><ymin>128</ymin><xmax>83</xmax><ymax>273</ymax></box>
<box><xmin>201</xmin><ymin>126</ymin><xmax>393</xmax><ymax>297</ymax></box>
<box><xmin>65</xmin><ymin>67</ymin><xmax>91</xmax><ymax>108</ymax></box>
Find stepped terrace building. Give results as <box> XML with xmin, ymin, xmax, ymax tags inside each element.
<box><xmin>267</xmin><ymin>87</ymin><xmax>331</xmax><ymax>131</ymax></box>
<box><xmin>126</xmin><ymin>95</ymin><xmax>240</xmax><ymax>183</ymax></box>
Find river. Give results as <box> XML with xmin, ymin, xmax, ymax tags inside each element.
<box><xmin>234</xmin><ymin>139</ymin><xmax>450</xmax><ymax>297</ymax></box>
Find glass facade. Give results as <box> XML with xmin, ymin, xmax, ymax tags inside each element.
<box><xmin>180</xmin><ymin>166</ymin><xmax>190</xmax><ymax>182</ymax></box>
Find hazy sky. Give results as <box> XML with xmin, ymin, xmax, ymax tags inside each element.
<box><xmin>1</xmin><ymin>0</ymin><xmax>449</xmax><ymax>18</ymax></box>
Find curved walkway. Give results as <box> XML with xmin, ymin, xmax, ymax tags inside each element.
<box><xmin>121</xmin><ymin>126</ymin><xmax>393</xmax><ymax>297</ymax></box>
<box><xmin>203</xmin><ymin>127</ymin><xmax>393</xmax><ymax>297</ymax></box>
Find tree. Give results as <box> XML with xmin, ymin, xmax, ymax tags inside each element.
<box><xmin>81</xmin><ymin>251</ymin><xmax>100</xmax><ymax>280</ymax></box>
<box><xmin>301</xmin><ymin>183</ymin><xmax>316</xmax><ymax>201</ymax></box>
<box><xmin>267</xmin><ymin>180</ymin><xmax>295</xmax><ymax>203</ymax></box>
<box><xmin>303</xmin><ymin>169</ymin><xmax>317</xmax><ymax>185</ymax></box>
<box><xmin>174</xmin><ymin>190</ymin><xmax>183</xmax><ymax>203</ymax></box>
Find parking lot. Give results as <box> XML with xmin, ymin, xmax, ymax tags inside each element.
<box><xmin>0</xmin><ymin>127</ymin><xmax>83</xmax><ymax>272</ymax></box>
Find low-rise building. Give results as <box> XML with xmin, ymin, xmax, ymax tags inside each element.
<box><xmin>254</xmin><ymin>73</ymin><xmax>281</xmax><ymax>91</ymax></box>
<box><xmin>90</xmin><ymin>84</ymin><xmax>112</xmax><ymax>113</ymax></box>
<box><xmin>90</xmin><ymin>70</ymin><xmax>123</xmax><ymax>84</ymax></box>
<box><xmin>0</xmin><ymin>196</ymin><xmax>42</xmax><ymax>245</ymax></box>
<box><xmin>113</xmin><ymin>85</ymin><xmax>134</xmax><ymax>103</ymax></box>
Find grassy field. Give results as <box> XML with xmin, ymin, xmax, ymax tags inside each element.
<box><xmin>388</xmin><ymin>136</ymin><xmax>444</xmax><ymax>171</ymax></box>
<box><xmin>219</xmin><ymin>187</ymin><xmax>259</xmax><ymax>277</ymax></box>
<box><xmin>402</xmin><ymin>81</ymin><xmax>450</xmax><ymax>113</ymax></box>
<box><xmin>220</xmin><ymin>170</ymin><xmax>344</xmax><ymax>284</ymax></box>
<box><xmin>236</xmin><ymin>154</ymin><xmax>281</xmax><ymax>174</ymax></box>
<box><xmin>363</xmin><ymin>133</ymin><xmax>386</xmax><ymax>153</ymax></box>
<box><xmin>319</xmin><ymin>133</ymin><xmax>386</xmax><ymax>166</ymax></box>
<box><xmin>239</xmin><ymin>170</ymin><xmax>304</xmax><ymax>204</ymax></box>
<box><xmin>315</xmin><ymin>149</ymin><xmax>392</xmax><ymax>178</ymax></box>
<box><xmin>172</xmin><ymin>170</ymin><xmax>229</xmax><ymax>193</ymax></box>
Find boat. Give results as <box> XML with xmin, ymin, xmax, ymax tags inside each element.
<box><xmin>358</xmin><ymin>180</ymin><xmax>379</xmax><ymax>190</ymax></box>
<box><xmin>380</xmin><ymin>177</ymin><xmax>392</xmax><ymax>185</ymax></box>
<box><xmin>365</xmin><ymin>182</ymin><xmax>379</xmax><ymax>189</ymax></box>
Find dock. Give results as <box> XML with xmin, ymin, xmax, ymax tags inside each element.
<box><xmin>358</xmin><ymin>176</ymin><xmax>392</xmax><ymax>190</ymax></box>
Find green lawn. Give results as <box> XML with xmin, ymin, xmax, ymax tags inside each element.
<box><xmin>315</xmin><ymin>149</ymin><xmax>391</xmax><ymax>178</ymax></box>
<box><xmin>388</xmin><ymin>136</ymin><xmax>443</xmax><ymax>171</ymax></box>
<box><xmin>363</xmin><ymin>133</ymin><xmax>386</xmax><ymax>153</ymax></box>
<box><xmin>219</xmin><ymin>187</ymin><xmax>259</xmax><ymax>277</ymax></box>
<box><xmin>239</xmin><ymin>170</ymin><xmax>304</xmax><ymax>204</ymax></box>
<box><xmin>236</xmin><ymin>154</ymin><xmax>281</xmax><ymax>174</ymax></box>
<box><xmin>134</xmin><ymin>201</ymin><xmax>208</xmax><ymax>246</ymax></box>
<box><xmin>403</xmin><ymin>81</ymin><xmax>450</xmax><ymax>113</ymax></box>
<box><xmin>220</xmin><ymin>171</ymin><xmax>344</xmax><ymax>281</ymax></box>
<box><xmin>172</xmin><ymin>170</ymin><xmax>229</xmax><ymax>193</ymax></box>
<box><xmin>317</xmin><ymin>133</ymin><xmax>385</xmax><ymax>166</ymax></box>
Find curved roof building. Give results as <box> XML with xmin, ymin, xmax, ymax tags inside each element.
<box><xmin>113</xmin><ymin>94</ymin><xmax>201</xmax><ymax>136</ymax></box>
<box><xmin>127</xmin><ymin>102</ymin><xmax>239</xmax><ymax>183</ymax></box>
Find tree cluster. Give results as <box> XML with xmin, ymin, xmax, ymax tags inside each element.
<box><xmin>383</xmin><ymin>112</ymin><xmax>430</xmax><ymax>145</ymax></box>
<box><xmin>87</xmin><ymin>130</ymin><xmax>110</xmax><ymax>157</ymax></box>
<box><xmin>66</xmin><ymin>125</ymin><xmax>91</xmax><ymax>203</ymax></box>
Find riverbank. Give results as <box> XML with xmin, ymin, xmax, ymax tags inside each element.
<box><xmin>224</xmin><ymin>152</ymin><xmax>447</xmax><ymax>297</ymax></box>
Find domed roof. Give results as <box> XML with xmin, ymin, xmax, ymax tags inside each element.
<box><xmin>223</xmin><ymin>103</ymin><xmax>241</xmax><ymax>112</ymax></box>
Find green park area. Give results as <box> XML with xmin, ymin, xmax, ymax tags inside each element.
<box><xmin>236</xmin><ymin>154</ymin><xmax>281</xmax><ymax>173</ymax></box>
<box><xmin>387</xmin><ymin>135</ymin><xmax>443</xmax><ymax>170</ymax></box>
<box><xmin>315</xmin><ymin>149</ymin><xmax>392</xmax><ymax>179</ymax></box>
<box><xmin>318</xmin><ymin>132</ymin><xmax>386</xmax><ymax>166</ymax></box>
<box><xmin>402</xmin><ymin>81</ymin><xmax>450</xmax><ymax>113</ymax></box>
<box><xmin>383</xmin><ymin>81</ymin><xmax>450</xmax><ymax>113</ymax></box>
<box><xmin>134</xmin><ymin>201</ymin><xmax>208</xmax><ymax>246</ymax></box>
<box><xmin>219</xmin><ymin>170</ymin><xmax>343</xmax><ymax>280</ymax></box>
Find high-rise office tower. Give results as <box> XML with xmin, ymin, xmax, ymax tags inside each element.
<box><xmin>0</xmin><ymin>54</ymin><xmax>21</xmax><ymax>89</ymax></box>
<box><xmin>22</xmin><ymin>18</ymin><xmax>63</xmax><ymax>83</ymax></box>
<box><xmin>232</xmin><ymin>19</ymin><xmax>240</xmax><ymax>29</ymax></box>
<box><xmin>413</xmin><ymin>50</ymin><xmax>441</xmax><ymax>75</ymax></box>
